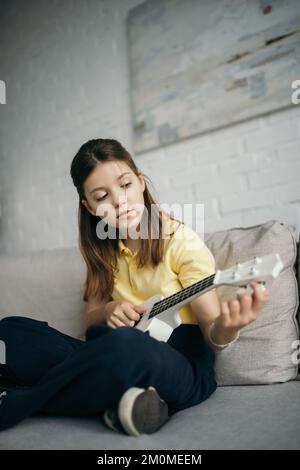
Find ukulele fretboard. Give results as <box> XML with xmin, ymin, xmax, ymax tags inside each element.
<box><xmin>149</xmin><ymin>273</ymin><xmax>216</xmax><ymax>318</ymax></box>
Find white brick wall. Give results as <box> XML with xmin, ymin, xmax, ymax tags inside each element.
<box><xmin>0</xmin><ymin>0</ymin><xmax>300</xmax><ymax>256</ymax></box>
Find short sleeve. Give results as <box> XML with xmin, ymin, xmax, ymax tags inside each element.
<box><xmin>171</xmin><ymin>223</ymin><xmax>216</xmax><ymax>289</ymax></box>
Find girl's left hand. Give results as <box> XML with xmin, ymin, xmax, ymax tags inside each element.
<box><xmin>213</xmin><ymin>281</ymin><xmax>270</xmax><ymax>341</ymax></box>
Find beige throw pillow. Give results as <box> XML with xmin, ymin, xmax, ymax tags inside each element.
<box><xmin>205</xmin><ymin>220</ymin><xmax>299</xmax><ymax>385</ymax></box>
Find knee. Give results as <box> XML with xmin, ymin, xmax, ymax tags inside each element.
<box><xmin>0</xmin><ymin>315</ymin><xmax>76</xmax><ymax>385</ymax></box>
<box><xmin>0</xmin><ymin>315</ymin><xmax>48</xmax><ymax>329</ymax></box>
<box><xmin>105</xmin><ymin>326</ymin><xmax>148</xmax><ymax>356</ymax></box>
<box><xmin>103</xmin><ymin>327</ymin><xmax>157</xmax><ymax>378</ymax></box>
<box><xmin>106</xmin><ymin>325</ymin><xmax>145</xmax><ymax>342</ymax></box>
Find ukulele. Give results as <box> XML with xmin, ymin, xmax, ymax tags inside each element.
<box><xmin>134</xmin><ymin>253</ymin><xmax>283</xmax><ymax>342</ymax></box>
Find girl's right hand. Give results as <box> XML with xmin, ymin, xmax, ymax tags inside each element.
<box><xmin>104</xmin><ymin>300</ymin><xmax>146</xmax><ymax>328</ymax></box>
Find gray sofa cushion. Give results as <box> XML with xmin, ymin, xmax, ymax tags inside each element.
<box><xmin>0</xmin><ymin>247</ymin><xmax>87</xmax><ymax>340</ymax></box>
<box><xmin>0</xmin><ymin>381</ymin><xmax>299</xmax><ymax>450</ymax></box>
<box><xmin>205</xmin><ymin>220</ymin><xmax>299</xmax><ymax>385</ymax></box>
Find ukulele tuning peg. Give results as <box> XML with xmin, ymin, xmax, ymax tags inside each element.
<box><xmin>231</xmin><ymin>271</ymin><xmax>240</xmax><ymax>280</ymax></box>
<box><xmin>249</xmin><ymin>266</ymin><xmax>258</xmax><ymax>276</ymax></box>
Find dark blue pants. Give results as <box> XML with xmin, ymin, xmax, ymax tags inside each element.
<box><xmin>0</xmin><ymin>316</ymin><xmax>217</xmax><ymax>431</ymax></box>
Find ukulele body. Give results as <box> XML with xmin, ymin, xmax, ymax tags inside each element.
<box><xmin>134</xmin><ymin>294</ymin><xmax>182</xmax><ymax>342</ymax></box>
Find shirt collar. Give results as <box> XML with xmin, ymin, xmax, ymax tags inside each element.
<box><xmin>118</xmin><ymin>238</ymin><xmax>137</xmax><ymax>257</ymax></box>
<box><xmin>118</xmin><ymin>238</ymin><xmax>127</xmax><ymax>255</ymax></box>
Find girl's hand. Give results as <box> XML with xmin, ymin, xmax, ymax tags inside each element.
<box><xmin>211</xmin><ymin>281</ymin><xmax>270</xmax><ymax>344</ymax></box>
<box><xmin>104</xmin><ymin>300</ymin><xmax>146</xmax><ymax>329</ymax></box>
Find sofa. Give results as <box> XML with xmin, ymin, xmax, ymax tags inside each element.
<box><xmin>0</xmin><ymin>219</ymin><xmax>299</xmax><ymax>450</ymax></box>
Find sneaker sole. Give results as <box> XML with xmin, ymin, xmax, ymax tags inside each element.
<box><xmin>118</xmin><ymin>386</ymin><xmax>168</xmax><ymax>437</ymax></box>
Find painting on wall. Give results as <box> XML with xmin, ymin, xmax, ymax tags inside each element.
<box><xmin>127</xmin><ymin>0</ymin><xmax>300</xmax><ymax>154</ymax></box>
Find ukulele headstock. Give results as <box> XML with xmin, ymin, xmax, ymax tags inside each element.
<box><xmin>213</xmin><ymin>253</ymin><xmax>283</xmax><ymax>288</ymax></box>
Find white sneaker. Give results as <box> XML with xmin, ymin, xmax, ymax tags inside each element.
<box><xmin>103</xmin><ymin>386</ymin><xmax>169</xmax><ymax>437</ymax></box>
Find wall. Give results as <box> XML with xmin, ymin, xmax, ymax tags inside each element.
<box><xmin>0</xmin><ymin>0</ymin><xmax>299</xmax><ymax>255</ymax></box>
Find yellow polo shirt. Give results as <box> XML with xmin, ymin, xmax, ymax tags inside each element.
<box><xmin>111</xmin><ymin>219</ymin><xmax>216</xmax><ymax>324</ymax></box>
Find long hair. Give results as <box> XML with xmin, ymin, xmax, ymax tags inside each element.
<box><xmin>70</xmin><ymin>138</ymin><xmax>180</xmax><ymax>303</ymax></box>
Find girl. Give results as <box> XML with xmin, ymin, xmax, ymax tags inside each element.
<box><xmin>69</xmin><ymin>138</ymin><xmax>269</xmax><ymax>436</ymax></box>
<box><xmin>0</xmin><ymin>138</ymin><xmax>268</xmax><ymax>437</ymax></box>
